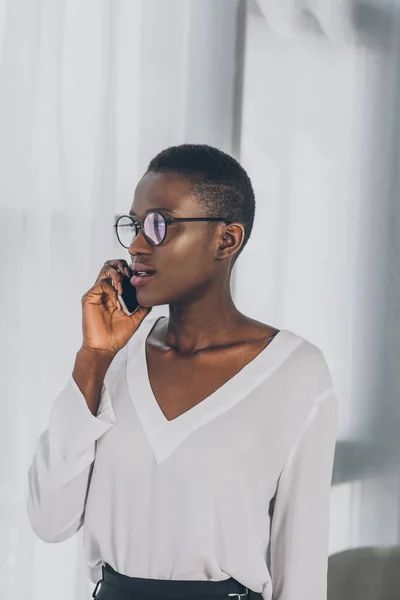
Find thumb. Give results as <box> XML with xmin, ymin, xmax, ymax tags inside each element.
<box><xmin>129</xmin><ymin>305</ymin><xmax>153</xmax><ymax>330</ymax></box>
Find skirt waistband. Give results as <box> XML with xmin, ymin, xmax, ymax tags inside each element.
<box><xmin>92</xmin><ymin>563</ymin><xmax>255</xmax><ymax>600</ymax></box>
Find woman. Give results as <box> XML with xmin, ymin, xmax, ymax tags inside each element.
<box><xmin>27</xmin><ymin>144</ymin><xmax>338</xmax><ymax>600</ymax></box>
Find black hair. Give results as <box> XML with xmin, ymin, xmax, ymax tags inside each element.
<box><xmin>147</xmin><ymin>144</ymin><xmax>255</xmax><ymax>263</ymax></box>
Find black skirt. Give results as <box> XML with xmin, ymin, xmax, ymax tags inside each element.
<box><xmin>92</xmin><ymin>563</ymin><xmax>263</xmax><ymax>600</ymax></box>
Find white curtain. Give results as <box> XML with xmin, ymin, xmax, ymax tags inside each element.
<box><xmin>0</xmin><ymin>1</ymin><xmax>239</xmax><ymax>598</ymax></box>
<box><xmin>237</xmin><ymin>0</ymin><xmax>400</xmax><ymax>554</ymax></box>
<box><xmin>3</xmin><ymin>0</ymin><xmax>400</xmax><ymax>598</ymax></box>
<box><xmin>252</xmin><ymin>0</ymin><xmax>355</xmax><ymax>41</ymax></box>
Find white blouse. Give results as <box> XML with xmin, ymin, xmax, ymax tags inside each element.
<box><xmin>26</xmin><ymin>315</ymin><xmax>338</xmax><ymax>600</ymax></box>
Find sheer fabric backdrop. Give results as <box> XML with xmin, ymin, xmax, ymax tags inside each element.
<box><xmin>2</xmin><ymin>0</ymin><xmax>400</xmax><ymax>599</ymax></box>
<box><xmin>0</xmin><ymin>1</ymin><xmax>239</xmax><ymax>598</ymax></box>
<box><xmin>240</xmin><ymin>0</ymin><xmax>400</xmax><ymax>557</ymax></box>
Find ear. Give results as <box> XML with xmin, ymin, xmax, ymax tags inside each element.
<box><xmin>215</xmin><ymin>223</ymin><xmax>245</xmax><ymax>262</ymax></box>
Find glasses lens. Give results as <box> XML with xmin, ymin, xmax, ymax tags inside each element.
<box><xmin>144</xmin><ymin>212</ymin><xmax>166</xmax><ymax>245</ymax></box>
<box><xmin>116</xmin><ymin>216</ymin><xmax>136</xmax><ymax>248</ymax></box>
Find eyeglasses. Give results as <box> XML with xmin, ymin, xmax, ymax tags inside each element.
<box><xmin>115</xmin><ymin>211</ymin><xmax>233</xmax><ymax>248</ymax></box>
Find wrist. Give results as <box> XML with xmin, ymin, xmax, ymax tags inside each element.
<box><xmin>76</xmin><ymin>346</ymin><xmax>116</xmax><ymax>376</ymax></box>
<box><xmin>79</xmin><ymin>345</ymin><xmax>117</xmax><ymax>361</ymax></box>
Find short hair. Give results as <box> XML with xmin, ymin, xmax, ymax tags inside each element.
<box><xmin>147</xmin><ymin>144</ymin><xmax>255</xmax><ymax>263</ymax></box>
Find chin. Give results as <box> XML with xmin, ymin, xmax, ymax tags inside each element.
<box><xmin>135</xmin><ymin>288</ymin><xmax>172</xmax><ymax>308</ymax></box>
<box><xmin>135</xmin><ymin>278</ymin><xmax>200</xmax><ymax>307</ymax></box>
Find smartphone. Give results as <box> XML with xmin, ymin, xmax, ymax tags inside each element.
<box><xmin>117</xmin><ymin>275</ymin><xmax>140</xmax><ymax>316</ymax></box>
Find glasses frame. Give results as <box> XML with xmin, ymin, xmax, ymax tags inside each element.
<box><xmin>114</xmin><ymin>211</ymin><xmax>233</xmax><ymax>248</ymax></box>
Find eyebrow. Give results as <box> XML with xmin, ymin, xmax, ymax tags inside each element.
<box><xmin>129</xmin><ymin>207</ymin><xmax>176</xmax><ymax>217</ymax></box>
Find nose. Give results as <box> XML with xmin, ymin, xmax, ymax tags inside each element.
<box><xmin>128</xmin><ymin>228</ymin><xmax>152</xmax><ymax>257</ymax></box>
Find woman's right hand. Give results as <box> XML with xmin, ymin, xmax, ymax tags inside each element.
<box><xmin>80</xmin><ymin>259</ymin><xmax>152</xmax><ymax>356</ymax></box>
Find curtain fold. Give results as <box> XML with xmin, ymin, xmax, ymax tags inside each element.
<box><xmin>253</xmin><ymin>0</ymin><xmax>355</xmax><ymax>41</ymax></box>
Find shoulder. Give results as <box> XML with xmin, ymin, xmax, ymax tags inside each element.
<box><xmin>280</xmin><ymin>328</ymin><xmax>334</xmax><ymax>396</ymax></box>
<box><xmin>243</xmin><ymin>316</ymin><xmax>333</xmax><ymax>394</ymax></box>
<box><xmin>274</xmin><ymin>330</ymin><xmax>338</xmax><ymax>439</ymax></box>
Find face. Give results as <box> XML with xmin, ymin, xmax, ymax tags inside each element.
<box><xmin>127</xmin><ymin>172</ymin><xmax>236</xmax><ymax>308</ymax></box>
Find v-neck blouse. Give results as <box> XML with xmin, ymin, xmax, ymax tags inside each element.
<box><xmin>26</xmin><ymin>315</ymin><xmax>338</xmax><ymax>600</ymax></box>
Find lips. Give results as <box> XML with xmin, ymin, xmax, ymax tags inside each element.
<box><xmin>130</xmin><ymin>262</ymin><xmax>157</xmax><ymax>288</ymax></box>
<box><xmin>130</xmin><ymin>262</ymin><xmax>157</xmax><ymax>276</ymax></box>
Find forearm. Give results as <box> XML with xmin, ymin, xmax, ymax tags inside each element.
<box><xmin>72</xmin><ymin>347</ymin><xmax>115</xmax><ymax>416</ymax></box>
<box><xmin>28</xmin><ymin>354</ymin><xmax>117</xmax><ymax>542</ymax></box>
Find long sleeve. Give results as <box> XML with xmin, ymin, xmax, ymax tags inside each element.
<box><xmin>26</xmin><ymin>375</ymin><xmax>116</xmax><ymax>543</ymax></box>
<box><xmin>269</xmin><ymin>388</ymin><xmax>338</xmax><ymax>600</ymax></box>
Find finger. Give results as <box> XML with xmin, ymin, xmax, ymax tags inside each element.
<box><xmin>84</xmin><ymin>278</ymin><xmax>120</xmax><ymax>308</ymax></box>
<box><xmin>95</xmin><ymin>266</ymin><xmax>125</xmax><ymax>295</ymax></box>
<box><xmin>129</xmin><ymin>305</ymin><xmax>153</xmax><ymax>328</ymax></box>
<box><xmin>102</xmin><ymin>259</ymin><xmax>131</xmax><ymax>278</ymax></box>
<box><xmin>115</xmin><ymin>260</ymin><xmax>131</xmax><ymax>278</ymax></box>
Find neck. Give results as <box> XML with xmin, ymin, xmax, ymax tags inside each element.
<box><xmin>164</xmin><ymin>287</ymin><xmax>244</xmax><ymax>354</ymax></box>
